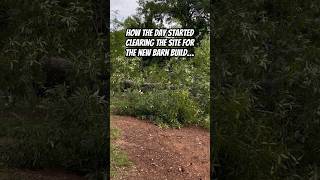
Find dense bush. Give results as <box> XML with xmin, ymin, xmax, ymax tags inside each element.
<box><xmin>111</xmin><ymin>37</ymin><xmax>210</xmax><ymax>128</ymax></box>
<box><xmin>213</xmin><ymin>1</ymin><xmax>320</xmax><ymax>179</ymax></box>
<box><xmin>0</xmin><ymin>1</ymin><xmax>107</xmax><ymax>178</ymax></box>
<box><xmin>112</xmin><ymin>90</ymin><xmax>202</xmax><ymax>128</ymax></box>
<box><xmin>0</xmin><ymin>1</ymin><xmax>105</xmax><ymax>101</ymax></box>
<box><xmin>1</xmin><ymin>87</ymin><xmax>106</xmax><ymax>176</ymax></box>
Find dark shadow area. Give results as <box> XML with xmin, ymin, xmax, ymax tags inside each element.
<box><xmin>211</xmin><ymin>1</ymin><xmax>320</xmax><ymax>179</ymax></box>
<box><xmin>0</xmin><ymin>1</ymin><xmax>109</xmax><ymax>179</ymax></box>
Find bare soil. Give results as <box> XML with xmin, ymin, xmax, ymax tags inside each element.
<box><xmin>111</xmin><ymin>115</ymin><xmax>210</xmax><ymax>180</ymax></box>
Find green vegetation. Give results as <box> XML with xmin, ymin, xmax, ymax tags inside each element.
<box><xmin>0</xmin><ymin>1</ymin><xmax>107</xmax><ymax>179</ymax></box>
<box><xmin>111</xmin><ymin>36</ymin><xmax>210</xmax><ymax>129</ymax></box>
<box><xmin>1</xmin><ymin>0</ymin><xmax>318</xmax><ymax>179</ymax></box>
<box><xmin>110</xmin><ymin>0</ymin><xmax>210</xmax><ymax>128</ymax></box>
<box><xmin>110</xmin><ymin>128</ymin><xmax>131</xmax><ymax>177</ymax></box>
<box><xmin>212</xmin><ymin>1</ymin><xmax>320</xmax><ymax>179</ymax></box>
<box><xmin>1</xmin><ymin>88</ymin><xmax>105</xmax><ymax>172</ymax></box>
<box><xmin>111</xmin><ymin>0</ymin><xmax>320</xmax><ymax>179</ymax></box>
<box><xmin>112</xmin><ymin>89</ymin><xmax>206</xmax><ymax>128</ymax></box>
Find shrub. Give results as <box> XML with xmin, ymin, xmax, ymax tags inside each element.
<box><xmin>1</xmin><ymin>86</ymin><xmax>106</xmax><ymax>176</ymax></box>
<box><xmin>111</xmin><ymin>37</ymin><xmax>210</xmax><ymax>129</ymax></box>
<box><xmin>112</xmin><ymin>89</ymin><xmax>203</xmax><ymax>128</ymax></box>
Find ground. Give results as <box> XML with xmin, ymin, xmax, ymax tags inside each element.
<box><xmin>0</xmin><ymin>115</ymin><xmax>209</xmax><ymax>180</ymax></box>
<box><xmin>111</xmin><ymin>115</ymin><xmax>210</xmax><ymax>180</ymax></box>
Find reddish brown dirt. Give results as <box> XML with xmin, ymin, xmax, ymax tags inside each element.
<box><xmin>111</xmin><ymin>115</ymin><xmax>210</xmax><ymax>180</ymax></box>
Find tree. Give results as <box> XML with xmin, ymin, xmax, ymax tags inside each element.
<box><xmin>137</xmin><ymin>0</ymin><xmax>209</xmax><ymax>44</ymax></box>
<box><xmin>212</xmin><ymin>1</ymin><xmax>320</xmax><ymax>179</ymax></box>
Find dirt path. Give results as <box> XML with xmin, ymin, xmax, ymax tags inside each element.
<box><xmin>111</xmin><ymin>115</ymin><xmax>210</xmax><ymax>180</ymax></box>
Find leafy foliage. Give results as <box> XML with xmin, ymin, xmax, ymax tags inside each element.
<box><xmin>137</xmin><ymin>0</ymin><xmax>209</xmax><ymax>43</ymax></box>
<box><xmin>0</xmin><ymin>0</ymin><xmax>107</xmax><ymax>178</ymax></box>
<box><xmin>212</xmin><ymin>1</ymin><xmax>320</xmax><ymax>179</ymax></box>
<box><xmin>111</xmin><ymin>36</ymin><xmax>210</xmax><ymax>128</ymax></box>
<box><xmin>1</xmin><ymin>87</ymin><xmax>106</xmax><ymax>175</ymax></box>
<box><xmin>112</xmin><ymin>89</ymin><xmax>201</xmax><ymax>128</ymax></box>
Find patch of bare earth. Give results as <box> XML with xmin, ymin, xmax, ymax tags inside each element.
<box><xmin>111</xmin><ymin>115</ymin><xmax>210</xmax><ymax>180</ymax></box>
